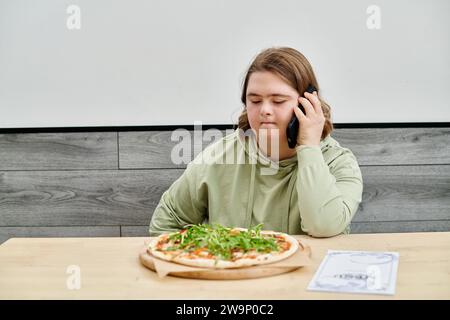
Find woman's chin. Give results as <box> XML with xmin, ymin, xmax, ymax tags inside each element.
<box><xmin>256</xmin><ymin>129</ymin><xmax>287</xmax><ymax>145</ymax></box>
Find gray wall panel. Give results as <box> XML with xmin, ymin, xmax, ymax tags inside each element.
<box><xmin>0</xmin><ymin>169</ymin><xmax>183</xmax><ymax>226</ymax></box>
<box><xmin>0</xmin><ymin>132</ymin><xmax>118</xmax><ymax>170</ymax></box>
<box><xmin>0</xmin><ymin>127</ymin><xmax>448</xmax><ymax>243</ymax></box>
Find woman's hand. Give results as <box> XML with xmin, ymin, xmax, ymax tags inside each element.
<box><xmin>293</xmin><ymin>91</ymin><xmax>325</xmax><ymax>147</ymax></box>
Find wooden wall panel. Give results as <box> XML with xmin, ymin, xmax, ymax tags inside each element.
<box><xmin>0</xmin><ymin>127</ymin><xmax>448</xmax><ymax>243</ymax></box>
<box><xmin>0</xmin><ymin>132</ymin><xmax>118</xmax><ymax>170</ymax></box>
<box><xmin>119</xmin><ymin>130</ymin><xmax>227</xmax><ymax>169</ymax></box>
<box><xmin>356</xmin><ymin>165</ymin><xmax>450</xmax><ymax>222</ymax></box>
<box><xmin>350</xmin><ymin>220</ymin><xmax>450</xmax><ymax>234</ymax></box>
<box><xmin>121</xmin><ymin>226</ymin><xmax>149</xmax><ymax>237</ymax></box>
<box><xmin>0</xmin><ymin>170</ymin><xmax>183</xmax><ymax>226</ymax></box>
<box><xmin>119</xmin><ymin>128</ymin><xmax>450</xmax><ymax>168</ymax></box>
<box><xmin>1</xmin><ymin>165</ymin><xmax>448</xmax><ymax>226</ymax></box>
<box><xmin>331</xmin><ymin>128</ymin><xmax>450</xmax><ymax>165</ymax></box>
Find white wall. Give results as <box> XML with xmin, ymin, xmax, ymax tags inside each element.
<box><xmin>0</xmin><ymin>0</ymin><xmax>449</xmax><ymax>128</ymax></box>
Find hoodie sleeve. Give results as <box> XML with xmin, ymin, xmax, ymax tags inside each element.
<box><xmin>296</xmin><ymin>145</ymin><xmax>363</xmax><ymax>237</ymax></box>
<box><xmin>148</xmin><ymin>162</ymin><xmax>208</xmax><ymax>236</ymax></box>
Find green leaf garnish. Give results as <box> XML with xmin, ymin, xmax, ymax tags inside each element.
<box><xmin>167</xmin><ymin>223</ymin><xmax>279</xmax><ymax>261</ymax></box>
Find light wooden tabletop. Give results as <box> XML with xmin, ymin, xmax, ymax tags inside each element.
<box><xmin>0</xmin><ymin>232</ymin><xmax>449</xmax><ymax>300</ymax></box>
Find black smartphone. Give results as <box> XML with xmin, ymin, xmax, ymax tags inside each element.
<box><xmin>286</xmin><ymin>84</ymin><xmax>317</xmax><ymax>148</ymax></box>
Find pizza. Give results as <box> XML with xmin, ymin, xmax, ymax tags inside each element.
<box><xmin>147</xmin><ymin>223</ymin><xmax>298</xmax><ymax>269</ymax></box>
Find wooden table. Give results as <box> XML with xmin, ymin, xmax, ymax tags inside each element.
<box><xmin>0</xmin><ymin>232</ymin><xmax>449</xmax><ymax>299</ymax></box>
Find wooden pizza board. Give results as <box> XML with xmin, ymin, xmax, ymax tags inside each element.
<box><xmin>139</xmin><ymin>240</ymin><xmax>311</xmax><ymax>280</ymax></box>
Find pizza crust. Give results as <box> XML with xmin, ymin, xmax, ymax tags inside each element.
<box><xmin>148</xmin><ymin>228</ymin><xmax>299</xmax><ymax>269</ymax></box>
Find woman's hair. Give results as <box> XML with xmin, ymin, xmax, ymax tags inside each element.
<box><xmin>236</xmin><ymin>47</ymin><xmax>333</xmax><ymax>140</ymax></box>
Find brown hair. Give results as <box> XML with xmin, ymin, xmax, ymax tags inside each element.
<box><xmin>235</xmin><ymin>47</ymin><xmax>333</xmax><ymax>140</ymax></box>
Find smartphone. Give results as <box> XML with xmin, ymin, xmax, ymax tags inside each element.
<box><xmin>286</xmin><ymin>84</ymin><xmax>318</xmax><ymax>148</ymax></box>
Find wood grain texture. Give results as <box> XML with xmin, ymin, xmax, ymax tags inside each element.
<box><xmin>119</xmin><ymin>129</ymin><xmax>231</xmax><ymax>169</ymax></box>
<box><xmin>357</xmin><ymin>165</ymin><xmax>450</xmax><ymax>222</ymax></box>
<box><xmin>1</xmin><ymin>233</ymin><xmax>449</xmax><ymax>299</ymax></box>
<box><xmin>1</xmin><ymin>128</ymin><xmax>449</xmax><ymax>236</ymax></box>
<box><xmin>121</xmin><ymin>226</ymin><xmax>149</xmax><ymax>237</ymax></box>
<box><xmin>350</xmin><ymin>220</ymin><xmax>450</xmax><ymax>233</ymax></box>
<box><xmin>0</xmin><ymin>226</ymin><xmax>119</xmax><ymax>244</ymax></box>
<box><xmin>119</xmin><ymin>131</ymin><xmax>184</xmax><ymax>169</ymax></box>
<box><xmin>1</xmin><ymin>165</ymin><xmax>448</xmax><ymax>226</ymax></box>
<box><xmin>0</xmin><ymin>169</ymin><xmax>183</xmax><ymax>226</ymax></box>
<box><xmin>119</xmin><ymin>128</ymin><xmax>450</xmax><ymax>169</ymax></box>
<box><xmin>332</xmin><ymin>128</ymin><xmax>450</xmax><ymax>165</ymax></box>
<box><xmin>0</xmin><ymin>132</ymin><xmax>118</xmax><ymax>170</ymax></box>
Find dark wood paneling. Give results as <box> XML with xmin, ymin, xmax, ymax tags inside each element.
<box><xmin>0</xmin><ymin>226</ymin><xmax>120</xmax><ymax>244</ymax></box>
<box><xmin>0</xmin><ymin>169</ymin><xmax>183</xmax><ymax>227</ymax></box>
<box><xmin>0</xmin><ymin>132</ymin><xmax>118</xmax><ymax>170</ymax></box>
<box><xmin>356</xmin><ymin>165</ymin><xmax>450</xmax><ymax>222</ymax></box>
<box><xmin>332</xmin><ymin>128</ymin><xmax>450</xmax><ymax>165</ymax></box>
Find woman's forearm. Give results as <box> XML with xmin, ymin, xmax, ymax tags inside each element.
<box><xmin>296</xmin><ymin>146</ymin><xmax>363</xmax><ymax>237</ymax></box>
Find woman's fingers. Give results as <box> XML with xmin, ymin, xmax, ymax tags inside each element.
<box><xmin>298</xmin><ymin>96</ymin><xmax>315</xmax><ymax>116</ymax></box>
<box><xmin>304</xmin><ymin>91</ymin><xmax>324</xmax><ymax>116</ymax></box>
<box><xmin>293</xmin><ymin>103</ymin><xmax>306</xmax><ymax>121</ymax></box>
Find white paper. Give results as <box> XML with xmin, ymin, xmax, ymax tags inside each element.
<box><xmin>307</xmin><ymin>250</ymin><xmax>399</xmax><ymax>295</ymax></box>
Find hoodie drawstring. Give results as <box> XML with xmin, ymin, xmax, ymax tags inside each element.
<box><xmin>245</xmin><ymin>162</ymin><xmax>256</xmax><ymax>228</ymax></box>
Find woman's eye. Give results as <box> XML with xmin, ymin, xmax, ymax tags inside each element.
<box><xmin>249</xmin><ymin>100</ymin><xmax>286</xmax><ymax>105</ymax></box>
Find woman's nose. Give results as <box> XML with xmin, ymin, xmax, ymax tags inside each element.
<box><xmin>260</xmin><ymin>102</ymin><xmax>273</xmax><ymax>115</ymax></box>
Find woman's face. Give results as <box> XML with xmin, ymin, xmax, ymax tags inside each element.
<box><xmin>245</xmin><ymin>71</ymin><xmax>299</xmax><ymax>145</ymax></box>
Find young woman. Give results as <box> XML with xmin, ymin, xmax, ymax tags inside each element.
<box><xmin>149</xmin><ymin>47</ymin><xmax>363</xmax><ymax>237</ymax></box>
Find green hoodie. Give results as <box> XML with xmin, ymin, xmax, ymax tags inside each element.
<box><xmin>149</xmin><ymin>129</ymin><xmax>363</xmax><ymax>237</ymax></box>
